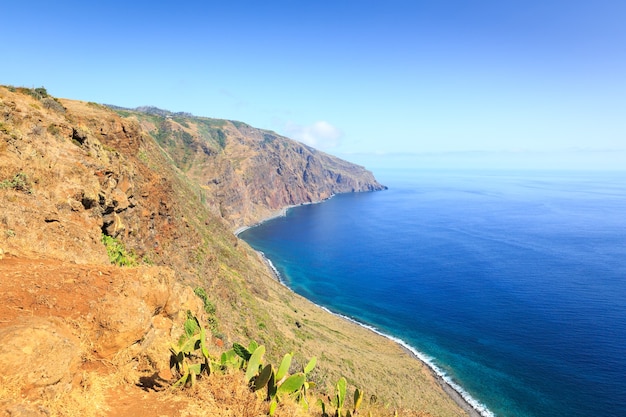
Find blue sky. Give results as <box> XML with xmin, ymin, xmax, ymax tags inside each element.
<box><xmin>3</xmin><ymin>1</ymin><xmax>625</xmax><ymax>170</ymax></box>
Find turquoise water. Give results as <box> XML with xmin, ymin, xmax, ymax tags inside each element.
<box><xmin>239</xmin><ymin>170</ymin><xmax>626</xmax><ymax>417</ymax></box>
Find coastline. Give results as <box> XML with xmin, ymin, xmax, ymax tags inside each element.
<box><xmin>234</xmin><ymin>206</ymin><xmax>294</xmax><ymax>236</ymax></box>
<box><xmin>317</xmin><ymin>306</ymin><xmax>493</xmax><ymax>417</ymax></box>
<box><xmin>398</xmin><ymin>343</ymin><xmax>489</xmax><ymax>417</ymax></box>
<box><xmin>234</xmin><ymin>195</ymin><xmax>336</xmax><ymax>237</ymax></box>
<box><xmin>237</xmin><ymin>207</ymin><xmax>494</xmax><ymax>417</ymax></box>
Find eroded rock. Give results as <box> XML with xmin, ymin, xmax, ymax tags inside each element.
<box><xmin>0</xmin><ymin>317</ymin><xmax>80</xmax><ymax>391</ymax></box>
<box><xmin>91</xmin><ymin>267</ymin><xmax>203</xmax><ymax>360</ymax></box>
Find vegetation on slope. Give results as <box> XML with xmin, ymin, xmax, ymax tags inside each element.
<box><xmin>0</xmin><ymin>85</ymin><xmax>468</xmax><ymax>417</ymax></box>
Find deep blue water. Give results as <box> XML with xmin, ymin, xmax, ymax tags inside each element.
<box><xmin>239</xmin><ymin>170</ymin><xmax>626</xmax><ymax>417</ymax></box>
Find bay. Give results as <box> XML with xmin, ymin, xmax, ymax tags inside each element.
<box><xmin>239</xmin><ymin>169</ymin><xmax>626</xmax><ymax>417</ymax></box>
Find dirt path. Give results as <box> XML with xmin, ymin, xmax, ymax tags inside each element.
<box><xmin>0</xmin><ymin>256</ymin><xmax>198</xmax><ymax>417</ymax></box>
<box><xmin>0</xmin><ymin>256</ymin><xmax>115</xmax><ymax>328</ymax></box>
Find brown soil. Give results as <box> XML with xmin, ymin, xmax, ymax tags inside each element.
<box><xmin>0</xmin><ymin>256</ymin><xmax>113</xmax><ymax>327</ymax></box>
<box><xmin>0</xmin><ymin>255</ymin><xmax>310</xmax><ymax>417</ymax></box>
<box><xmin>0</xmin><ymin>255</ymin><xmax>185</xmax><ymax>416</ymax></box>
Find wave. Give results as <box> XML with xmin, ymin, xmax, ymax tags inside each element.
<box><xmin>255</xmin><ymin>248</ymin><xmax>495</xmax><ymax>417</ymax></box>
<box><xmin>257</xmin><ymin>251</ymin><xmax>286</xmax><ymax>285</ymax></box>
<box><xmin>317</xmin><ymin>306</ymin><xmax>496</xmax><ymax>417</ymax></box>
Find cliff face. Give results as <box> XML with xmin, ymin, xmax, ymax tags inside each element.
<box><xmin>118</xmin><ymin>107</ymin><xmax>386</xmax><ymax>228</ymax></box>
<box><xmin>0</xmin><ymin>87</ymin><xmax>467</xmax><ymax>417</ymax></box>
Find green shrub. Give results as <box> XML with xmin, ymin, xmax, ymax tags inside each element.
<box><xmin>46</xmin><ymin>124</ymin><xmax>60</xmax><ymax>136</ymax></box>
<box><xmin>137</xmin><ymin>150</ymin><xmax>149</xmax><ymax>165</ymax></box>
<box><xmin>101</xmin><ymin>234</ymin><xmax>138</xmax><ymax>266</ymax></box>
<box><xmin>194</xmin><ymin>287</ymin><xmax>216</xmax><ymax>314</ymax></box>
<box><xmin>16</xmin><ymin>86</ymin><xmax>49</xmax><ymax>100</ymax></box>
<box><xmin>170</xmin><ymin>312</ymin><xmax>211</xmax><ymax>388</ymax></box>
<box><xmin>41</xmin><ymin>97</ymin><xmax>65</xmax><ymax>113</ymax></box>
<box><xmin>0</xmin><ymin>172</ymin><xmax>32</xmax><ymax>194</ymax></box>
<box><xmin>194</xmin><ymin>286</ymin><xmax>220</xmax><ymax>333</ymax></box>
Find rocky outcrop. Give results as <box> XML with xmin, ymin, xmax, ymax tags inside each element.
<box><xmin>91</xmin><ymin>266</ymin><xmax>203</xmax><ymax>360</ymax></box>
<box><xmin>0</xmin><ymin>317</ymin><xmax>80</xmax><ymax>393</ymax></box>
<box><xmin>0</xmin><ymin>257</ymin><xmax>205</xmax><ymax>414</ymax></box>
<box><xmin>0</xmin><ymin>89</ymin><xmax>206</xmax><ymax>276</ymax></box>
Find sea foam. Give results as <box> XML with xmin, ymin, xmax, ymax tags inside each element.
<box><xmin>317</xmin><ymin>306</ymin><xmax>496</xmax><ymax>417</ymax></box>
<box><xmin>256</xmin><ymin>249</ymin><xmax>494</xmax><ymax>417</ymax></box>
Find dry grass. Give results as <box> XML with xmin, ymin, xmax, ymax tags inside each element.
<box><xmin>175</xmin><ymin>371</ymin><xmax>268</xmax><ymax>417</ymax></box>
<box><xmin>0</xmin><ymin>371</ymin><xmax>115</xmax><ymax>417</ymax></box>
<box><xmin>44</xmin><ymin>372</ymin><xmax>115</xmax><ymax>417</ymax></box>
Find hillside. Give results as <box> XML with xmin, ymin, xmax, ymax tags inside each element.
<box><xmin>0</xmin><ymin>86</ymin><xmax>471</xmax><ymax>417</ymax></box>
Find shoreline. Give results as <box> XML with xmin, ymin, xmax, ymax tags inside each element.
<box><xmin>233</xmin><ymin>206</ymin><xmax>290</xmax><ymax>236</ymax></box>
<box><xmin>241</xmin><ymin>244</ymin><xmax>494</xmax><ymax>417</ymax></box>
<box><xmin>235</xmin><ymin>197</ymin><xmax>494</xmax><ymax>417</ymax></box>
<box><xmin>317</xmin><ymin>306</ymin><xmax>494</xmax><ymax>417</ymax></box>
<box><xmin>234</xmin><ymin>195</ymin><xmax>336</xmax><ymax>237</ymax></box>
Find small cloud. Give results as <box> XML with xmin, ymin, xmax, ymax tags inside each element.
<box><xmin>283</xmin><ymin>121</ymin><xmax>343</xmax><ymax>149</ymax></box>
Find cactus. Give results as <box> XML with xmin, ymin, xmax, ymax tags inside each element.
<box><xmin>269</xmin><ymin>399</ymin><xmax>278</xmax><ymax>416</ymax></box>
<box><xmin>263</xmin><ymin>353</ymin><xmax>318</xmax><ymax>414</ymax></box>
<box><xmin>168</xmin><ymin>327</ymin><xmax>367</xmax><ymax>417</ymax></box>
<box><xmin>275</xmin><ymin>352</ymin><xmax>293</xmax><ymax>382</ymax></box>
<box><xmin>353</xmin><ymin>387</ymin><xmax>364</xmax><ymax>414</ymax></box>
<box><xmin>267</xmin><ymin>372</ymin><xmax>306</xmax><ymax>417</ymax></box>
<box><xmin>304</xmin><ymin>356</ymin><xmax>317</xmax><ymax>374</ymax></box>
<box><xmin>169</xmin><ymin>312</ymin><xmax>211</xmax><ymax>388</ymax></box>
<box><xmin>299</xmin><ymin>356</ymin><xmax>317</xmax><ymax>409</ymax></box>
<box><xmin>248</xmin><ymin>340</ymin><xmax>259</xmax><ymax>353</ymax></box>
<box><xmin>278</xmin><ymin>372</ymin><xmax>306</xmax><ymax>394</ymax></box>
<box><xmin>230</xmin><ymin>342</ymin><xmax>364</xmax><ymax>417</ymax></box>
<box><xmin>336</xmin><ymin>376</ymin><xmax>347</xmax><ymax>413</ymax></box>
<box><xmin>318</xmin><ymin>379</ymin><xmax>363</xmax><ymax>417</ymax></box>
<box><xmin>245</xmin><ymin>345</ymin><xmax>266</xmax><ymax>382</ymax></box>
<box><xmin>233</xmin><ymin>342</ymin><xmax>252</xmax><ymax>361</ymax></box>
<box><xmin>255</xmin><ymin>364</ymin><xmax>273</xmax><ymax>392</ymax></box>
<box><xmin>318</xmin><ymin>398</ymin><xmax>329</xmax><ymax>417</ymax></box>
<box><xmin>220</xmin><ymin>348</ymin><xmax>242</xmax><ymax>368</ymax></box>
<box><xmin>267</xmin><ymin>367</ymin><xmax>278</xmax><ymax>400</ymax></box>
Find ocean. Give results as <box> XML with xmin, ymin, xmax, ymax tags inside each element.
<box><xmin>238</xmin><ymin>169</ymin><xmax>626</xmax><ymax>417</ymax></box>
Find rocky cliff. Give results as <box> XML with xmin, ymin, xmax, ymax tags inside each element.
<box><xmin>114</xmin><ymin>106</ymin><xmax>386</xmax><ymax>228</ymax></box>
<box><xmin>0</xmin><ymin>86</ymin><xmax>467</xmax><ymax>417</ymax></box>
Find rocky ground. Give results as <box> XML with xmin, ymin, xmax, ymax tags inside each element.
<box><xmin>0</xmin><ymin>255</ymin><xmax>200</xmax><ymax>416</ymax></box>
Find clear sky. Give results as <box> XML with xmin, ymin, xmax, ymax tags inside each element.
<box><xmin>3</xmin><ymin>1</ymin><xmax>625</xmax><ymax>171</ymax></box>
